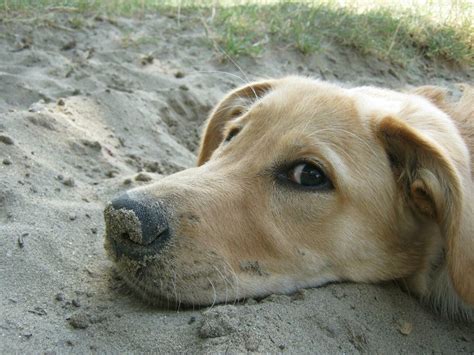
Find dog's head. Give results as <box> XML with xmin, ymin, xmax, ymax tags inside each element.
<box><xmin>104</xmin><ymin>77</ymin><xmax>473</xmax><ymax>309</ymax></box>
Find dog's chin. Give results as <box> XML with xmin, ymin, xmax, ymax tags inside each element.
<box><xmin>117</xmin><ymin>266</ymin><xmax>191</xmax><ymax>309</ymax></box>
<box><xmin>113</xmin><ymin>258</ymin><xmax>241</xmax><ymax>308</ymax></box>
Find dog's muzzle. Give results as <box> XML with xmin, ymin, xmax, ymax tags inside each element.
<box><xmin>104</xmin><ymin>193</ymin><xmax>171</xmax><ymax>261</ymax></box>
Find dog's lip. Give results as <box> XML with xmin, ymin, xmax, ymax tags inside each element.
<box><xmin>106</xmin><ymin>230</ymin><xmax>170</xmax><ymax>261</ymax></box>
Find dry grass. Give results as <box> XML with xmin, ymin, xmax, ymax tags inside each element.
<box><xmin>1</xmin><ymin>0</ymin><xmax>472</xmax><ymax>65</ymax></box>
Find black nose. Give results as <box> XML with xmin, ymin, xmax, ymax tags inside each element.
<box><xmin>104</xmin><ymin>193</ymin><xmax>170</xmax><ymax>259</ymax></box>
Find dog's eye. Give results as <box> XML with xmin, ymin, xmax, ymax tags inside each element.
<box><xmin>224</xmin><ymin>127</ymin><xmax>241</xmax><ymax>143</ymax></box>
<box><xmin>286</xmin><ymin>163</ymin><xmax>332</xmax><ymax>189</ymax></box>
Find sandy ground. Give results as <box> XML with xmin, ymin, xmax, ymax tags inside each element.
<box><xmin>0</xmin><ymin>11</ymin><xmax>473</xmax><ymax>353</ymax></box>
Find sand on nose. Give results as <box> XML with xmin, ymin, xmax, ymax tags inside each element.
<box><xmin>104</xmin><ymin>204</ymin><xmax>143</xmax><ymax>245</ymax></box>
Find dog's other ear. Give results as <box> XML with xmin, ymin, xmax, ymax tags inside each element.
<box><xmin>411</xmin><ymin>85</ymin><xmax>448</xmax><ymax>107</ymax></box>
<box><xmin>197</xmin><ymin>80</ymin><xmax>275</xmax><ymax>166</ymax></box>
<box><xmin>411</xmin><ymin>84</ymin><xmax>474</xmax><ymax>131</ymax></box>
<box><xmin>376</xmin><ymin>116</ymin><xmax>474</xmax><ymax>305</ymax></box>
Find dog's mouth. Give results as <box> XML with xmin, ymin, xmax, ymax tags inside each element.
<box><xmin>106</xmin><ymin>230</ymin><xmax>171</xmax><ymax>261</ymax></box>
<box><xmin>110</xmin><ymin>258</ymin><xmax>184</xmax><ymax>308</ymax></box>
<box><xmin>106</xmin><ymin>244</ymin><xmax>243</xmax><ymax>308</ymax></box>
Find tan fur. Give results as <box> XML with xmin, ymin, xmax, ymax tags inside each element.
<box><xmin>105</xmin><ymin>77</ymin><xmax>473</xmax><ymax>320</ymax></box>
<box><xmin>198</xmin><ymin>80</ymin><xmax>275</xmax><ymax>166</ymax></box>
<box><xmin>412</xmin><ymin>85</ymin><xmax>474</xmax><ymax>171</ymax></box>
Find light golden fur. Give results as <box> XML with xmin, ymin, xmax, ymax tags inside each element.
<box><xmin>105</xmin><ymin>77</ymin><xmax>473</xmax><ymax>320</ymax></box>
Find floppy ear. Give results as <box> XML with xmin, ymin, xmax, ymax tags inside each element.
<box><xmin>412</xmin><ymin>84</ymin><xmax>474</xmax><ymax>136</ymax></box>
<box><xmin>376</xmin><ymin>116</ymin><xmax>474</xmax><ymax>305</ymax></box>
<box><xmin>410</xmin><ymin>85</ymin><xmax>448</xmax><ymax>107</ymax></box>
<box><xmin>197</xmin><ymin>80</ymin><xmax>275</xmax><ymax>166</ymax></box>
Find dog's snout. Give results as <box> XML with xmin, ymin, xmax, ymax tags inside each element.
<box><xmin>109</xmin><ymin>194</ymin><xmax>169</xmax><ymax>245</ymax></box>
<box><xmin>104</xmin><ymin>193</ymin><xmax>171</xmax><ymax>260</ymax></box>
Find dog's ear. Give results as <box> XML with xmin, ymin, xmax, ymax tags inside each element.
<box><xmin>376</xmin><ymin>116</ymin><xmax>474</xmax><ymax>305</ymax></box>
<box><xmin>197</xmin><ymin>80</ymin><xmax>274</xmax><ymax>166</ymax></box>
<box><xmin>411</xmin><ymin>85</ymin><xmax>448</xmax><ymax>107</ymax></box>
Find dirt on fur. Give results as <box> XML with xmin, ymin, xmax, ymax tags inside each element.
<box><xmin>0</xmin><ymin>11</ymin><xmax>473</xmax><ymax>354</ymax></box>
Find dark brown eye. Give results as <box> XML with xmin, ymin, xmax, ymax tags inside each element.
<box><xmin>224</xmin><ymin>127</ymin><xmax>241</xmax><ymax>143</ymax></box>
<box><xmin>285</xmin><ymin>162</ymin><xmax>332</xmax><ymax>189</ymax></box>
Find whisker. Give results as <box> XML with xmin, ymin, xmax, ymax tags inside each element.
<box><xmin>222</xmin><ymin>260</ymin><xmax>240</xmax><ymax>304</ymax></box>
<box><xmin>206</xmin><ymin>277</ymin><xmax>217</xmax><ymax>311</ymax></box>
<box><xmin>213</xmin><ymin>265</ymin><xmax>230</xmax><ymax>304</ymax></box>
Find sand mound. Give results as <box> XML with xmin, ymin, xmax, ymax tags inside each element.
<box><xmin>0</xmin><ymin>12</ymin><xmax>472</xmax><ymax>353</ymax></box>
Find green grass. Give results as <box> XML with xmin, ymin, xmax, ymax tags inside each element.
<box><xmin>210</xmin><ymin>2</ymin><xmax>473</xmax><ymax>65</ymax></box>
<box><xmin>1</xmin><ymin>0</ymin><xmax>473</xmax><ymax>66</ymax></box>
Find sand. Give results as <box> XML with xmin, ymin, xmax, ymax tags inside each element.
<box><xmin>0</xmin><ymin>11</ymin><xmax>473</xmax><ymax>353</ymax></box>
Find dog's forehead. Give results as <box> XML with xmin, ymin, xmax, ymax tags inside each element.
<box><xmin>240</xmin><ymin>79</ymin><xmax>363</xmax><ymax>136</ymax></box>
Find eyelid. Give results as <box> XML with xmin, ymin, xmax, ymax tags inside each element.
<box><xmin>285</xmin><ymin>158</ymin><xmax>326</xmax><ymax>173</ymax></box>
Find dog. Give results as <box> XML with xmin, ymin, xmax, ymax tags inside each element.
<box><xmin>104</xmin><ymin>76</ymin><xmax>473</xmax><ymax>320</ymax></box>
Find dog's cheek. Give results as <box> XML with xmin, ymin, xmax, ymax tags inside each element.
<box><xmin>270</xmin><ymin>191</ymin><xmax>340</xmax><ymax>249</ymax></box>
